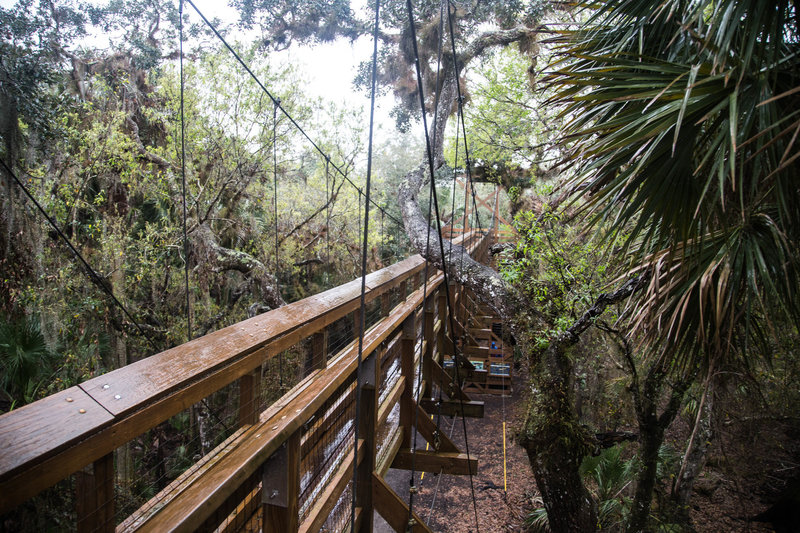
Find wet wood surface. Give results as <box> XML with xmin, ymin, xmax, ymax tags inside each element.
<box><xmin>0</xmin><ymin>232</ymin><xmax>486</xmax><ymax>522</ymax></box>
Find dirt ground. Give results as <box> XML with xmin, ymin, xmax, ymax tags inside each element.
<box><xmin>379</xmin><ymin>375</ymin><xmax>536</xmax><ymax>532</ymax></box>
<box><xmin>378</xmin><ymin>372</ymin><xmax>798</xmax><ymax>532</ymax></box>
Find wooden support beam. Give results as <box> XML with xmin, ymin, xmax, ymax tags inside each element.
<box><xmin>307</xmin><ymin>329</ymin><xmax>328</xmax><ymax>374</ymax></box>
<box><xmin>428</xmin><ymin>359</ymin><xmax>470</xmax><ymax>402</ymax></box>
<box><xmin>468</xmin><ymin>328</ymin><xmax>493</xmax><ymax>338</ymax></box>
<box><xmin>356</xmin><ymin>351</ymin><xmax>378</xmax><ymax>533</ymax></box>
<box><xmin>463</xmin><ymin>346</ymin><xmax>491</xmax><ymax>358</ymax></box>
<box><xmin>419</xmin><ymin>399</ymin><xmax>484</xmax><ymax>418</ymax></box>
<box><xmin>391</xmin><ymin>449</ymin><xmax>478</xmax><ymax>476</ymax></box>
<box><xmin>399</xmin><ymin>315</ymin><xmax>416</xmax><ymax>449</ymax></box>
<box><xmin>422</xmin><ymin>295</ymin><xmax>435</xmax><ymax>399</ymax></box>
<box><xmin>372</xmin><ymin>473</ymin><xmax>433</xmax><ymax>533</ymax></box>
<box><xmin>76</xmin><ymin>452</ymin><xmax>114</xmax><ymax>533</ymax></box>
<box><xmin>462</xmin><ymin>369</ymin><xmax>488</xmax><ymax>384</ymax></box>
<box><xmin>238</xmin><ymin>367</ymin><xmax>261</xmax><ymax>427</ymax></box>
<box><xmin>262</xmin><ymin>430</ymin><xmax>300</xmax><ymax>532</ymax></box>
<box><xmin>453</xmin><ymin>317</ymin><xmax>478</xmax><ymax>348</ymax></box>
<box><xmin>352</xmin><ymin>506</ymin><xmax>364</xmax><ymax>533</ymax></box>
<box><xmin>412</xmin><ymin>404</ymin><xmax>459</xmax><ymax>453</ymax></box>
<box><xmin>381</xmin><ymin>292</ymin><xmax>391</xmax><ymax>317</ymax></box>
<box><xmin>441</xmin><ymin>333</ymin><xmax>455</xmax><ymax>359</ymax></box>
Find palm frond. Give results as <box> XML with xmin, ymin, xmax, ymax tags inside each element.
<box><xmin>547</xmin><ymin>0</ymin><xmax>800</xmax><ymax>372</ymax></box>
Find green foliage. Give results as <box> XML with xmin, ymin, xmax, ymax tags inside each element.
<box><xmin>581</xmin><ymin>446</ymin><xmax>636</xmax><ymax>529</ymax></box>
<box><xmin>549</xmin><ymin>0</ymin><xmax>800</xmax><ymax>373</ymax></box>
<box><xmin>0</xmin><ymin>1</ymin><xmax>86</xmax><ymax>155</ymax></box>
<box><xmin>524</xmin><ymin>503</ymin><xmax>551</xmax><ymax>533</ymax></box>
<box><xmin>457</xmin><ymin>47</ymin><xmax>540</xmax><ymax>169</ymax></box>
<box><xmin>527</xmin><ymin>444</ymin><xmax>681</xmax><ymax>532</ymax></box>
<box><xmin>500</xmin><ymin>205</ymin><xmax>617</xmax><ymax>344</ymax></box>
<box><xmin>1</xmin><ymin>2</ymin><xmax>407</xmax><ymax>410</ymax></box>
<box><xmin>0</xmin><ymin>315</ymin><xmax>55</xmax><ymax>406</ymax></box>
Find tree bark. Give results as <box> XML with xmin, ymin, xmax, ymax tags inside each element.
<box><xmin>623</xmin><ymin>351</ymin><xmax>691</xmax><ymax>533</ymax></box>
<box><xmin>629</xmin><ymin>421</ymin><xmax>665</xmax><ymax>532</ymax></box>
<box><xmin>192</xmin><ymin>223</ymin><xmax>285</xmax><ymax>310</ymax></box>
<box><xmin>519</xmin><ymin>340</ymin><xmax>598</xmax><ymax>532</ymax></box>
<box><xmin>672</xmin><ymin>379</ymin><xmax>715</xmax><ymax>521</ymax></box>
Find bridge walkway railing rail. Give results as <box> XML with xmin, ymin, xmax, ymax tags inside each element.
<box><xmin>0</xmin><ymin>230</ymin><xmax>491</xmax><ymax>533</ymax></box>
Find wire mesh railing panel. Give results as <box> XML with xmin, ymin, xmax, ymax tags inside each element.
<box><xmin>379</xmin><ymin>335</ymin><xmax>402</xmax><ymax>405</ymax></box>
<box><xmin>116</xmin><ymin>379</ymin><xmax>242</xmax><ymax>529</ymax></box>
<box><xmin>0</xmin><ymin>229</ymin><xmax>488</xmax><ymax>533</ymax></box>
<box><xmin>298</xmin><ymin>376</ymin><xmax>357</xmax><ymax>522</ymax></box>
<box><xmin>364</xmin><ymin>298</ymin><xmax>383</xmax><ymax>331</ymax></box>
<box><xmin>0</xmin><ymin>477</ymin><xmax>77</xmax><ymax>532</ymax></box>
<box><xmin>328</xmin><ymin>315</ymin><xmax>356</xmax><ymax>361</ymax></box>
<box><xmin>376</xmin><ymin>402</ymin><xmax>401</xmax><ymax>458</ymax></box>
<box><xmin>320</xmin><ymin>481</ymin><xmax>353</xmax><ymax>533</ymax></box>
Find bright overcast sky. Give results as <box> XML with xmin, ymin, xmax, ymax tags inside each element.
<box><xmin>0</xmin><ymin>0</ymin><xmax>398</xmax><ymax>146</ymax></box>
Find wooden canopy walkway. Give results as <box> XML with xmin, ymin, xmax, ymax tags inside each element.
<box><xmin>0</xmin><ymin>230</ymin><xmax>511</xmax><ymax>533</ymax></box>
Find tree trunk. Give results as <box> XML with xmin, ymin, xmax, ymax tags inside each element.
<box><xmin>518</xmin><ymin>341</ymin><xmax>598</xmax><ymax>533</ymax></box>
<box><xmin>672</xmin><ymin>382</ymin><xmax>715</xmax><ymax>521</ymax></box>
<box><xmin>624</xmin><ymin>359</ymin><xmax>690</xmax><ymax>533</ymax></box>
<box><xmin>529</xmin><ymin>447</ymin><xmax>598</xmax><ymax>532</ymax></box>
<box><xmin>627</xmin><ymin>423</ymin><xmax>664</xmax><ymax>532</ymax></box>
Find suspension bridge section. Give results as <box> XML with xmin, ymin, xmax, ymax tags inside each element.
<box><xmin>0</xmin><ymin>230</ymin><xmax>510</xmax><ymax>533</ymax></box>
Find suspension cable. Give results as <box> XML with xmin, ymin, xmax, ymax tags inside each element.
<box><xmin>404</xmin><ymin>0</ymin><xmax>480</xmax><ymax>530</ymax></box>
<box><xmin>179</xmin><ymin>0</ymin><xmax>191</xmax><ymax>343</ymax></box>
<box><xmin>273</xmin><ymin>97</ymin><xmax>284</xmax><ymax>388</ymax></box>
<box><xmin>325</xmin><ymin>156</ymin><xmax>331</xmax><ymax>285</ymax></box>
<box><xmin>183</xmin><ymin>0</ymin><xmax>402</xmax><ymax>230</ymax></box>
<box><xmin>408</xmin><ymin>0</ymin><xmax>447</xmax><ymax>523</ymax></box>
<box><xmin>273</xmin><ymin>98</ymin><xmax>281</xmax><ymax>297</ymax></box>
<box><xmin>350</xmin><ymin>0</ymin><xmax>381</xmax><ymax>529</ymax></box>
<box><xmin>446</xmin><ymin>0</ymin><xmax>483</xmax><ymax>234</ymax></box>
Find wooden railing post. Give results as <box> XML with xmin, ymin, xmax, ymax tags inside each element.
<box><xmin>381</xmin><ymin>291</ymin><xmax>391</xmax><ymax>318</ymax></box>
<box><xmin>421</xmin><ymin>294</ymin><xmax>435</xmax><ymax>399</ymax></box>
<box><xmin>400</xmin><ymin>314</ymin><xmax>416</xmax><ymax>449</ymax></box>
<box><xmin>356</xmin><ymin>350</ymin><xmax>379</xmax><ymax>533</ymax></box>
<box><xmin>76</xmin><ymin>452</ymin><xmax>114</xmax><ymax>533</ymax></box>
<box><xmin>262</xmin><ymin>430</ymin><xmax>301</xmax><ymax>532</ymax></box>
<box><xmin>307</xmin><ymin>328</ymin><xmax>328</xmax><ymax>374</ymax></box>
<box><xmin>437</xmin><ymin>288</ymin><xmax>447</xmax><ymax>361</ymax></box>
<box><xmin>238</xmin><ymin>365</ymin><xmax>262</xmax><ymax>427</ymax></box>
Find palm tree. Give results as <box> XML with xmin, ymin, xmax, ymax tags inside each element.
<box><xmin>0</xmin><ymin>316</ymin><xmax>53</xmax><ymax>407</ymax></box>
<box><xmin>548</xmin><ymin>0</ymin><xmax>800</xmax><ymax>529</ymax></box>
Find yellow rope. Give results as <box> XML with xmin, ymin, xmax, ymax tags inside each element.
<box><xmin>503</xmin><ymin>421</ymin><xmax>507</xmax><ymax>492</ymax></box>
<box><xmin>420</xmin><ymin>414</ymin><xmax>434</xmax><ymax>481</ymax></box>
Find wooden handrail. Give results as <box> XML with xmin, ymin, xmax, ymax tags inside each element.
<box><xmin>0</xmin><ymin>231</ymin><xmax>486</xmax><ymax>516</ymax></box>
<box><xmin>137</xmin><ymin>272</ymin><xmax>445</xmax><ymax>531</ymax></box>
